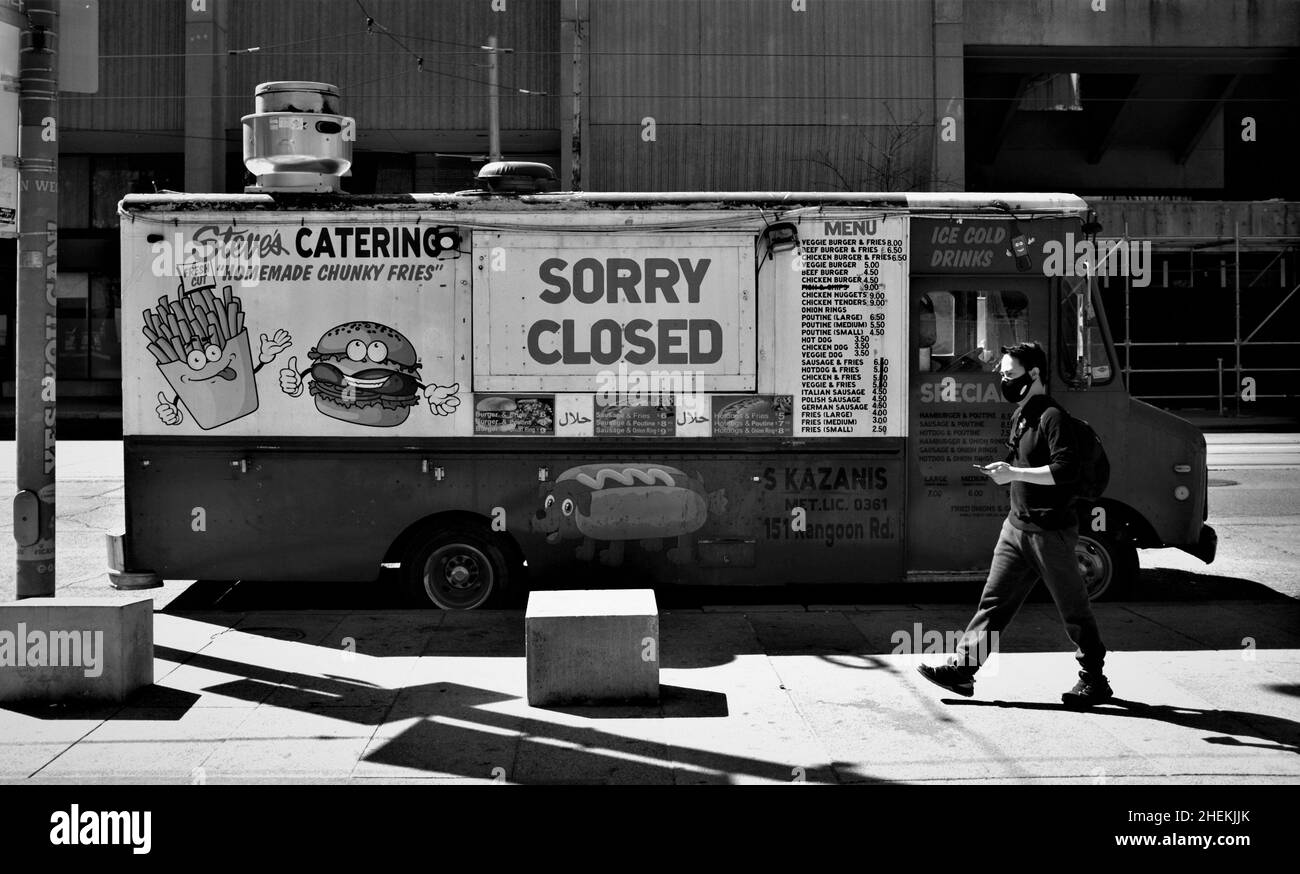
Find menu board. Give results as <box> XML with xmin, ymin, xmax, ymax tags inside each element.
<box><xmin>916</xmin><ymin>407</ymin><xmax>1011</xmax><ymax>520</ymax></box>
<box><xmin>795</xmin><ymin>218</ymin><xmax>907</xmax><ymax>437</ymax></box>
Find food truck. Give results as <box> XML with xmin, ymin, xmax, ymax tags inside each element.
<box><xmin>108</xmin><ymin>83</ymin><xmax>1217</xmax><ymax>609</ymax></box>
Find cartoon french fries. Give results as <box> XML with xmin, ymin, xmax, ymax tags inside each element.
<box><xmin>146</xmin><ymin>280</ymin><xmax>290</xmax><ymax>430</ymax></box>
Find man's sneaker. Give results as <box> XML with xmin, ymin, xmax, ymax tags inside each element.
<box><xmin>916</xmin><ymin>663</ymin><xmax>975</xmax><ymax>697</ymax></box>
<box><xmin>1061</xmin><ymin>672</ymin><xmax>1113</xmax><ymax>707</ymax></box>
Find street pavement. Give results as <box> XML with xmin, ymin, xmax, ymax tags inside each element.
<box><xmin>0</xmin><ymin>601</ymin><xmax>1296</xmax><ymax>784</ymax></box>
<box><xmin>0</xmin><ymin>438</ymin><xmax>1297</xmax><ymax>785</ymax></box>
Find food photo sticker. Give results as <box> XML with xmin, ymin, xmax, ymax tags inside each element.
<box><xmin>473</xmin><ymin>394</ymin><xmax>556</xmax><ymax>435</ymax></box>
<box><xmin>593</xmin><ymin>399</ymin><xmax>676</xmax><ymax>438</ymax></box>
<box><xmin>278</xmin><ymin>321</ymin><xmax>461</xmax><ymax>428</ymax></box>
<box><xmin>711</xmin><ymin>395</ymin><xmax>794</xmax><ymax>437</ymax></box>
<box><xmin>147</xmin><ymin>261</ymin><xmax>292</xmax><ymax>430</ymax></box>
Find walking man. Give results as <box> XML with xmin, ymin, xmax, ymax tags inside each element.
<box><xmin>918</xmin><ymin>341</ymin><xmax>1113</xmax><ymax>706</ymax></box>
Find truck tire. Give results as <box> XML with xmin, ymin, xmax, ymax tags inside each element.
<box><xmin>1074</xmin><ymin>531</ymin><xmax>1138</xmax><ymax>601</ymax></box>
<box><xmin>403</xmin><ymin>528</ymin><xmax>507</xmax><ymax>610</ymax></box>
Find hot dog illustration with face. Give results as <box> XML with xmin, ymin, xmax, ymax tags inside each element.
<box><xmin>532</xmin><ymin>463</ymin><xmax>727</xmax><ymax>566</ymax></box>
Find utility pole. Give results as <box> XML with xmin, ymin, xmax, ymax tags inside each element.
<box><xmin>13</xmin><ymin>0</ymin><xmax>59</xmax><ymax>598</ymax></box>
<box><xmin>484</xmin><ymin>35</ymin><xmax>504</xmax><ymax>162</ymax></box>
<box><xmin>559</xmin><ymin>0</ymin><xmax>588</xmax><ymax>191</ymax></box>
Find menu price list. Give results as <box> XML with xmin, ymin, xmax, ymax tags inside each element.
<box><xmin>798</xmin><ymin>235</ymin><xmax>904</xmax><ymax>436</ymax></box>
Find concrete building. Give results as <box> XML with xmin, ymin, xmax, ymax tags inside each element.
<box><xmin>3</xmin><ymin>0</ymin><xmax>1297</xmax><ymax>430</ymax></box>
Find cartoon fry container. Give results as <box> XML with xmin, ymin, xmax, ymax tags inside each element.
<box><xmin>158</xmin><ymin>328</ymin><xmax>257</xmax><ymax>430</ymax></box>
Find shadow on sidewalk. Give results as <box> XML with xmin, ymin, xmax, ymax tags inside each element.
<box><xmin>1</xmin><ymin>686</ymin><xmax>200</xmax><ymax>721</ymax></box>
<box><xmin>159</xmin><ymin>568</ymin><xmax>1296</xmax><ymax>616</ymax></box>
<box><xmin>150</xmin><ymin>594</ymin><xmax>1299</xmax><ymax>669</ymax></box>
<box><xmin>945</xmin><ymin>698</ymin><xmax>1300</xmax><ymax>755</ymax></box>
<box><xmin>127</xmin><ymin>645</ymin><xmax>880</xmax><ymax>784</ymax></box>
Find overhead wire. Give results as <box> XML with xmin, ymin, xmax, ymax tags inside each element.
<box><xmin>353</xmin><ymin>0</ymin><xmax>549</xmax><ymax>95</ymax></box>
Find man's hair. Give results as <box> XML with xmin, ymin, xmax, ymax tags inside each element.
<box><xmin>1000</xmin><ymin>341</ymin><xmax>1049</xmax><ymax>388</ymax></box>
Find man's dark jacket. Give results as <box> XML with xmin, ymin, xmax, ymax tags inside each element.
<box><xmin>1005</xmin><ymin>394</ymin><xmax>1080</xmax><ymax>532</ymax></box>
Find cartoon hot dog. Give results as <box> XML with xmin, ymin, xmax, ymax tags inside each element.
<box><xmin>532</xmin><ymin>463</ymin><xmax>727</xmax><ymax>565</ymax></box>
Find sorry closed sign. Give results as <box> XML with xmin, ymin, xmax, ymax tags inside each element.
<box><xmin>472</xmin><ymin>232</ymin><xmax>756</xmax><ymax>393</ymax></box>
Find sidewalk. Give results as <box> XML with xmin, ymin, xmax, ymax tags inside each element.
<box><xmin>1181</xmin><ymin>411</ymin><xmax>1299</xmax><ymax>433</ymax></box>
<box><xmin>2</xmin><ymin>600</ymin><xmax>1297</xmax><ymax>784</ymax></box>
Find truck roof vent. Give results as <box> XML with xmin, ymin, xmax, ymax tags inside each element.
<box><xmin>242</xmin><ymin>81</ymin><xmax>354</xmax><ymax>193</ymax></box>
<box><xmin>474</xmin><ymin>161</ymin><xmax>560</xmax><ymax>194</ymax></box>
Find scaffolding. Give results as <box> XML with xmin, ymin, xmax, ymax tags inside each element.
<box><xmin>1109</xmin><ymin>224</ymin><xmax>1300</xmax><ymax>415</ymax></box>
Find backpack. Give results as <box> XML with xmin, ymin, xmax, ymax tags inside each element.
<box><xmin>1066</xmin><ymin>412</ymin><xmax>1111</xmax><ymax>502</ymax></box>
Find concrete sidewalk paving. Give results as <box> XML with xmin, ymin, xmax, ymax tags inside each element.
<box><xmin>2</xmin><ymin>601</ymin><xmax>1297</xmax><ymax>785</ymax></box>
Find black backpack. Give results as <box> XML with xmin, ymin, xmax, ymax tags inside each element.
<box><xmin>1067</xmin><ymin>412</ymin><xmax>1111</xmax><ymax>502</ymax></box>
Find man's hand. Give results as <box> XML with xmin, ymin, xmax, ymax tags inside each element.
<box><xmin>982</xmin><ymin>462</ymin><xmax>1017</xmax><ymax>485</ymax></box>
<box><xmin>259</xmin><ymin>329</ymin><xmax>292</xmax><ymax>364</ymax></box>
<box><xmin>156</xmin><ymin>391</ymin><xmax>182</xmax><ymax>426</ymax></box>
<box><xmin>424</xmin><ymin>382</ymin><xmax>461</xmax><ymax>416</ymax></box>
<box><xmin>280</xmin><ymin>356</ymin><xmax>303</xmax><ymax>397</ymax></box>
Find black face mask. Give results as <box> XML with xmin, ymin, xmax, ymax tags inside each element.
<box><xmin>1000</xmin><ymin>372</ymin><xmax>1035</xmax><ymax>404</ymax></box>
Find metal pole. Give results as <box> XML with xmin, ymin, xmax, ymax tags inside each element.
<box><xmin>1217</xmin><ymin>357</ymin><xmax>1224</xmax><ymax>417</ymax></box>
<box><xmin>486</xmin><ymin>35</ymin><xmax>501</xmax><ymax>163</ymax></box>
<box><xmin>1123</xmin><ymin>264</ymin><xmax>1131</xmax><ymax>387</ymax></box>
<box><xmin>1234</xmin><ymin>221</ymin><xmax>1241</xmax><ymax>416</ymax></box>
<box><xmin>14</xmin><ymin>0</ymin><xmax>59</xmax><ymax>598</ymax></box>
<box><xmin>571</xmin><ymin>12</ymin><xmax>582</xmax><ymax>190</ymax></box>
<box><xmin>1123</xmin><ymin>221</ymin><xmax>1131</xmax><ymax>390</ymax></box>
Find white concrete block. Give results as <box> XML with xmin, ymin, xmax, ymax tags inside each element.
<box><xmin>526</xmin><ymin>589</ymin><xmax>659</xmax><ymax>706</ymax></box>
<box><xmin>0</xmin><ymin>598</ymin><xmax>153</xmax><ymax>703</ymax></box>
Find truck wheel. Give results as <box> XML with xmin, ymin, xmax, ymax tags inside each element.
<box><xmin>403</xmin><ymin>529</ymin><xmax>507</xmax><ymax>610</ymax></box>
<box><xmin>1075</xmin><ymin>532</ymin><xmax>1138</xmax><ymax>601</ymax></box>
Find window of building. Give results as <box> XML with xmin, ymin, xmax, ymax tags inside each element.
<box><xmin>90</xmin><ymin>155</ymin><xmax>184</xmax><ymax>228</ymax></box>
<box><xmin>56</xmin><ymin>272</ymin><xmax>121</xmax><ymax>383</ymax></box>
<box><xmin>1019</xmin><ymin>73</ymin><xmax>1083</xmax><ymax>112</ymax></box>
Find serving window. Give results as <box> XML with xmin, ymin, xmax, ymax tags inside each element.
<box><xmin>917</xmin><ymin>289</ymin><xmax>1030</xmax><ymax>373</ymax></box>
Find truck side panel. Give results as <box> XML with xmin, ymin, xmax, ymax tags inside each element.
<box><xmin>124</xmin><ymin>439</ymin><xmax>905</xmax><ymax>585</ymax></box>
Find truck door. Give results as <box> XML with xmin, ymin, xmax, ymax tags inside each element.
<box><xmin>906</xmin><ymin>277</ymin><xmax>1050</xmax><ymax>573</ymax></box>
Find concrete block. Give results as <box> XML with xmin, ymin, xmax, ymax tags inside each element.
<box><xmin>0</xmin><ymin>598</ymin><xmax>153</xmax><ymax>703</ymax></box>
<box><xmin>526</xmin><ymin>589</ymin><xmax>658</xmax><ymax>707</ymax></box>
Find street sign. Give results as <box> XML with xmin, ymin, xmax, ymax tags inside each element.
<box><xmin>58</xmin><ymin>0</ymin><xmax>97</xmax><ymax>94</ymax></box>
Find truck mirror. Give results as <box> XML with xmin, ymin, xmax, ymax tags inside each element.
<box><xmin>761</xmin><ymin>222</ymin><xmax>799</xmax><ymax>258</ymax></box>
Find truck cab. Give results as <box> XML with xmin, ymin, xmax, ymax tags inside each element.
<box><xmin>906</xmin><ymin>214</ymin><xmax>1215</xmax><ymax>597</ymax></box>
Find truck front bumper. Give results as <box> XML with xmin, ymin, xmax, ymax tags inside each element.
<box><xmin>1177</xmin><ymin>524</ymin><xmax>1217</xmax><ymax>564</ymax></box>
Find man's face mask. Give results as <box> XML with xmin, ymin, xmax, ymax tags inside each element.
<box><xmin>1000</xmin><ymin>370</ymin><xmax>1035</xmax><ymax>404</ymax></box>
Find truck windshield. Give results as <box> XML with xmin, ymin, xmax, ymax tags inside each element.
<box><xmin>1059</xmin><ymin>279</ymin><xmax>1115</xmax><ymax>386</ymax></box>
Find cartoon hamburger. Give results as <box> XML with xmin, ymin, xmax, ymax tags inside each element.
<box><xmin>285</xmin><ymin>321</ymin><xmax>424</xmax><ymax>427</ymax></box>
